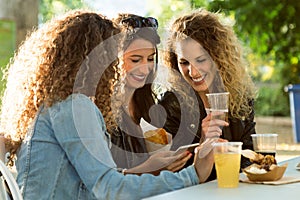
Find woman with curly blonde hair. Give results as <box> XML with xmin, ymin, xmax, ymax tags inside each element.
<box><xmin>162</xmin><ymin>8</ymin><xmax>257</xmax><ymax>180</ymax></box>
<box><xmin>0</xmin><ymin>10</ymin><xmax>217</xmax><ymax>199</ymax></box>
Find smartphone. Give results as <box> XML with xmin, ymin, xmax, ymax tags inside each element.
<box><xmin>174</xmin><ymin>143</ymin><xmax>199</xmax><ymax>155</ymax></box>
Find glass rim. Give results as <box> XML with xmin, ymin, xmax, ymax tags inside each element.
<box><xmin>212</xmin><ymin>141</ymin><xmax>243</xmax><ymax>147</ymax></box>
<box><xmin>251</xmin><ymin>133</ymin><xmax>278</xmax><ymax>137</ymax></box>
<box><xmin>206</xmin><ymin>92</ymin><xmax>229</xmax><ymax>97</ymax></box>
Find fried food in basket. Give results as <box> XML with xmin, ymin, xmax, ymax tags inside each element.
<box><xmin>144</xmin><ymin>128</ymin><xmax>168</xmax><ymax>145</ymax></box>
<box><xmin>250</xmin><ymin>154</ymin><xmax>277</xmax><ymax>171</ymax></box>
<box><xmin>244</xmin><ymin>154</ymin><xmax>287</xmax><ymax>181</ymax></box>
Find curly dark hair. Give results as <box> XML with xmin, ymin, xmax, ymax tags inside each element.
<box><xmin>0</xmin><ymin>10</ymin><xmax>120</xmax><ymax>161</ymax></box>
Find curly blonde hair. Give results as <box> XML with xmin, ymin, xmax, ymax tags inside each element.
<box><xmin>164</xmin><ymin>8</ymin><xmax>257</xmax><ymax>119</ymax></box>
<box><xmin>0</xmin><ymin>10</ymin><xmax>120</xmax><ymax>161</ymax></box>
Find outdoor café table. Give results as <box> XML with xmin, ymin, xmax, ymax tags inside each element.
<box><xmin>143</xmin><ymin>156</ymin><xmax>300</xmax><ymax>200</ymax></box>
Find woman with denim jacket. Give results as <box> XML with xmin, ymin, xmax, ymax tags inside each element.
<box><xmin>0</xmin><ymin>10</ymin><xmax>217</xmax><ymax>199</ymax></box>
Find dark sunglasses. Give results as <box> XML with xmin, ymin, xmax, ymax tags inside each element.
<box><xmin>121</xmin><ymin>17</ymin><xmax>158</xmax><ymax>29</ymax></box>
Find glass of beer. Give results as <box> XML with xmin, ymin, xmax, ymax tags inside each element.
<box><xmin>251</xmin><ymin>133</ymin><xmax>278</xmax><ymax>157</ymax></box>
<box><xmin>212</xmin><ymin>141</ymin><xmax>243</xmax><ymax>188</ymax></box>
<box><xmin>206</xmin><ymin>92</ymin><xmax>229</xmax><ymax>122</ymax></box>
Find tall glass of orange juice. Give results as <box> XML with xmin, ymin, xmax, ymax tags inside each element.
<box><xmin>212</xmin><ymin>142</ymin><xmax>243</xmax><ymax>188</ymax></box>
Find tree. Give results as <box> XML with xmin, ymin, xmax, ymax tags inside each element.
<box><xmin>147</xmin><ymin>0</ymin><xmax>191</xmax><ymax>29</ymax></box>
<box><xmin>0</xmin><ymin>0</ymin><xmax>38</xmax><ymax>48</ymax></box>
<box><xmin>0</xmin><ymin>0</ymin><xmax>88</xmax><ymax>104</ymax></box>
<box><xmin>39</xmin><ymin>0</ymin><xmax>89</xmax><ymax>23</ymax></box>
<box><xmin>154</xmin><ymin>0</ymin><xmax>297</xmax><ymax>116</ymax></box>
<box><xmin>0</xmin><ymin>0</ymin><xmax>38</xmax><ymax>102</ymax></box>
<box><xmin>182</xmin><ymin>0</ymin><xmax>299</xmax><ymax>116</ymax></box>
<box><xmin>207</xmin><ymin>0</ymin><xmax>300</xmax><ymax>87</ymax></box>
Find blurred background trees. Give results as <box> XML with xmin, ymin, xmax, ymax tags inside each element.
<box><xmin>151</xmin><ymin>0</ymin><xmax>300</xmax><ymax>116</ymax></box>
<box><xmin>0</xmin><ymin>0</ymin><xmax>38</xmax><ymax>100</ymax></box>
<box><xmin>207</xmin><ymin>0</ymin><xmax>300</xmax><ymax>116</ymax></box>
<box><xmin>39</xmin><ymin>0</ymin><xmax>88</xmax><ymax>23</ymax></box>
<box><xmin>0</xmin><ymin>0</ymin><xmax>299</xmax><ymax>117</ymax></box>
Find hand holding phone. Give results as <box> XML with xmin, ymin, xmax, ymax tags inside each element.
<box><xmin>174</xmin><ymin>143</ymin><xmax>199</xmax><ymax>155</ymax></box>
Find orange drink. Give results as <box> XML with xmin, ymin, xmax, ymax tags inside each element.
<box><xmin>214</xmin><ymin>153</ymin><xmax>241</xmax><ymax>188</ymax></box>
<box><xmin>212</xmin><ymin>142</ymin><xmax>242</xmax><ymax>188</ymax></box>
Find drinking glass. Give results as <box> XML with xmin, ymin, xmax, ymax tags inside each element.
<box><xmin>212</xmin><ymin>141</ymin><xmax>242</xmax><ymax>188</ymax></box>
<box><xmin>251</xmin><ymin>133</ymin><xmax>278</xmax><ymax>157</ymax></box>
<box><xmin>206</xmin><ymin>92</ymin><xmax>229</xmax><ymax>122</ymax></box>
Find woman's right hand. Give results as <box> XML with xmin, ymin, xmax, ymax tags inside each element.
<box><xmin>125</xmin><ymin>150</ymin><xmax>192</xmax><ymax>176</ymax></box>
<box><xmin>201</xmin><ymin>112</ymin><xmax>229</xmax><ymax>139</ymax></box>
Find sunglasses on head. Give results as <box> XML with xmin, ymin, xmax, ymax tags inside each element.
<box><xmin>121</xmin><ymin>16</ymin><xmax>158</xmax><ymax>29</ymax></box>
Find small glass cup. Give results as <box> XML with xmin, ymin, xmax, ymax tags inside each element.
<box><xmin>212</xmin><ymin>142</ymin><xmax>242</xmax><ymax>188</ymax></box>
<box><xmin>251</xmin><ymin>133</ymin><xmax>278</xmax><ymax>157</ymax></box>
<box><xmin>206</xmin><ymin>92</ymin><xmax>229</xmax><ymax>122</ymax></box>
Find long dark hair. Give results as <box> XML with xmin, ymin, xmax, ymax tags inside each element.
<box><xmin>113</xmin><ymin>13</ymin><xmax>161</xmax><ymax>124</ymax></box>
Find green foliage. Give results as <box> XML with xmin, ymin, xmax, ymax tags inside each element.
<box><xmin>0</xmin><ymin>0</ymin><xmax>88</xmax><ymax>106</ymax></box>
<box><xmin>0</xmin><ymin>20</ymin><xmax>15</xmax><ymax>69</ymax></box>
<box><xmin>147</xmin><ymin>0</ymin><xmax>192</xmax><ymax>29</ymax></box>
<box><xmin>190</xmin><ymin>0</ymin><xmax>208</xmax><ymax>9</ymax></box>
<box><xmin>207</xmin><ymin>0</ymin><xmax>300</xmax><ymax>86</ymax></box>
<box><xmin>39</xmin><ymin>0</ymin><xmax>89</xmax><ymax>23</ymax></box>
<box><xmin>189</xmin><ymin>0</ymin><xmax>300</xmax><ymax>116</ymax></box>
<box><xmin>0</xmin><ymin>20</ymin><xmax>16</xmax><ymax>105</ymax></box>
<box><xmin>151</xmin><ymin>0</ymin><xmax>299</xmax><ymax>116</ymax></box>
<box><xmin>255</xmin><ymin>84</ymin><xmax>290</xmax><ymax>116</ymax></box>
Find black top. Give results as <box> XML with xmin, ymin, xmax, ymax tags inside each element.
<box><xmin>109</xmin><ymin>90</ymin><xmax>256</xmax><ymax>180</ymax></box>
<box><xmin>156</xmin><ymin>91</ymin><xmax>256</xmax><ymax>181</ymax></box>
<box><xmin>110</xmin><ymin>108</ymin><xmax>149</xmax><ymax>169</ymax></box>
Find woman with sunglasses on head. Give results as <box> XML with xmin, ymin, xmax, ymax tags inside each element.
<box><xmin>108</xmin><ymin>13</ymin><xmax>193</xmax><ymax>175</ymax></box>
<box><xmin>0</xmin><ymin>10</ymin><xmax>217</xmax><ymax>199</ymax></box>
<box><xmin>160</xmin><ymin>8</ymin><xmax>257</xmax><ymax>180</ymax></box>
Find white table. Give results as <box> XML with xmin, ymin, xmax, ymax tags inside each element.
<box><xmin>143</xmin><ymin>156</ymin><xmax>300</xmax><ymax>200</ymax></box>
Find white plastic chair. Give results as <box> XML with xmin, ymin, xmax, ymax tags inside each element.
<box><xmin>0</xmin><ymin>160</ymin><xmax>23</xmax><ymax>200</ymax></box>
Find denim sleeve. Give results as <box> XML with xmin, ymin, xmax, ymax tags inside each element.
<box><xmin>49</xmin><ymin>94</ymin><xmax>198</xmax><ymax>200</ymax></box>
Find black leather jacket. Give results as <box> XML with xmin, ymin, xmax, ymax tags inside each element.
<box><xmin>156</xmin><ymin>91</ymin><xmax>256</xmax><ymax>180</ymax></box>
<box><xmin>109</xmin><ymin>91</ymin><xmax>256</xmax><ymax>179</ymax></box>
<box><xmin>110</xmin><ymin>108</ymin><xmax>150</xmax><ymax>169</ymax></box>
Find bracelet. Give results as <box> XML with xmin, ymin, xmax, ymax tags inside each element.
<box><xmin>122</xmin><ymin>168</ymin><xmax>127</xmax><ymax>175</ymax></box>
<box><xmin>116</xmin><ymin>168</ymin><xmax>127</xmax><ymax>175</ymax></box>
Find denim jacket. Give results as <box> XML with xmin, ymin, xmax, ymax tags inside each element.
<box><xmin>16</xmin><ymin>94</ymin><xmax>198</xmax><ymax>200</ymax></box>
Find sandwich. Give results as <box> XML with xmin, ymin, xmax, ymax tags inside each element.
<box><xmin>144</xmin><ymin>128</ymin><xmax>168</xmax><ymax>145</ymax></box>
